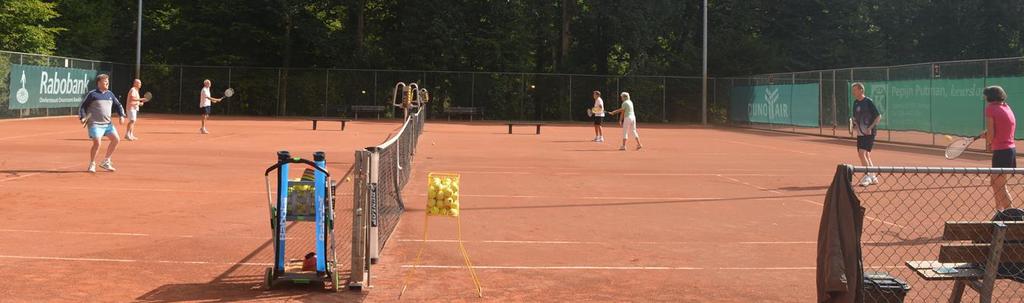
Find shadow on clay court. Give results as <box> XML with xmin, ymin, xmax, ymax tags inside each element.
<box><xmin>135</xmin><ymin>223</ymin><xmax>365</xmax><ymax>303</ymax></box>
<box><xmin>0</xmin><ymin>169</ymin><xmax>85</xmax><ymax>176</ymax></box>
<box><xmin>804</xmin><ymin>137</ymin><xmax>993</xmax><ymax>162</ymax></box>
<box><xmin>777</xmin><ymin>185</ymin><xmax>830</xmax><ymax>191</ymax></box>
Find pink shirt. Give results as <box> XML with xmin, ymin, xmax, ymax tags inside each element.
<box><xmin>985</xmin><ymin>102</ymin><xmax>1016</xmax><ymax>150</ymax></box>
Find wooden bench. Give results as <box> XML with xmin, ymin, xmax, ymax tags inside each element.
<box><xmin>445</xmin><ymin>107</ymin><xmax>483</xmax><ymax>120</ymax></box>
<box><xmin>308</xmin><ymin>117</ymin><xmax>351</xmax><ymax>131</ymax></box>
<box><xmin>905</xmin><ymin>221</ymin><xmax>1024</xmax><ymax>303</ymax></box>
<box><xmin>507</xmin><ymin>121</ymin><xmax>546</xmax><ymax>134</ymax></box>
<box><xmin>351</xmin><ymin>105</ymin><xmax>386</xmax><ymax>119</ymax></box>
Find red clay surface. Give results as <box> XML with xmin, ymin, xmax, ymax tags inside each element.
<box><xmin>0</xmin><ymin>114</ymin><xmax>1000</xmax><ymax>302</ymax></box>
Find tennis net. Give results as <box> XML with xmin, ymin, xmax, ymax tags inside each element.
<box><xmin>349</xmin><ymin>105</ymin><xmax>427</xmax><ymax>289</ymax></box>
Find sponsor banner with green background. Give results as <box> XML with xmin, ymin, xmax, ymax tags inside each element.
<box><xmin>729</xmin><ymin>83</ymin><xmax>820</xmax><ymax>127</ymax></box>
<box><xmin>852</xmin><ymin>77</ymin><xmax>1024</xmax><ymax>138</ymax></box>
<box><xmin>8</xmin><ymin>64</ymin><xmax>97</xmax><ymax>109</ymax></box>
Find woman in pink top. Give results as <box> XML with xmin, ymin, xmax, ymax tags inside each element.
<box><xmin>979</xmin><ymin>85</ymin><xmax>1016</xmax><ymax>210</ymax></box>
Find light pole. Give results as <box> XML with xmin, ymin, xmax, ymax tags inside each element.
<box><xmin>136</xmin><ymin>0</ymin><xmax>142</xmax><ymax>79</ymax></box>
<box><xmin>701</xmin><ymin>0</ymin><xmax>708</xmax><ymax>125</ymax></box>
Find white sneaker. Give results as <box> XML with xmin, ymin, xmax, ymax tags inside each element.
<box><xmin>99</xmin><ymin>160</ymin><xmax>116</xmax><ymax>172</ymax></box>
<box><xmin>619</xmin><ymin>146</ymin><xmax>627</xmax><ymax>151</ymax></box>
<box><xmin>200</xmin><ymin>127</ymin><xmax>209</xmax><ymax>134</ymax></box>
<box><xmin>87</xmin><ymin>162</ymin><xmax>96</xmax><ymax>173</ymax></box>
<box><xmin>596</xmin><ymin>137</ymin><xmax>604</xmax><ymax>143</ymax></box>
<box><xmin>858</xmin><ymin>176</ymin><xmax>871</xmax><ymax>187</ymax></box>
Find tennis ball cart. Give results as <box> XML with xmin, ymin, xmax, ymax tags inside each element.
<box><xmin>262</xmin><ymin>151</ymin><xmax>342</xmax><ymax>291</ymax></box>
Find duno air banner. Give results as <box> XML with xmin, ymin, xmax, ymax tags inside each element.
<box><xmin>729</xmin><ymin>83</ymin><xmax>820</xmax><ymax>127</ymax></box>
<box><xmin>8</xmin><ymin>64</ymin><xmax>97</xmax><ymax>109</ymax></box>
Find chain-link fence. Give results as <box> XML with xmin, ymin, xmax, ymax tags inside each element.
<box><xmin>1</xmin><ymin>50</ymin><xmax>712</xmax><ymax>122</ymax></box>
<box><xmin>850</xmin><ymin>166</ymin><xmax>1024</xmax><ymax>302</ymax></box>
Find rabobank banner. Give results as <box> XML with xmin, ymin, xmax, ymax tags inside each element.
<box><xmin>8</xmin><ymin>64</ymin><xmax>97</xmax><ymax>109</ymax></box>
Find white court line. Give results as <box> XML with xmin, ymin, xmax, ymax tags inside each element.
<box><xmin>0</xmin><ymin>130</ymin><xmax>80</xmax><ymax>141</ymax></box>
<box><xmin>408</xmin><ymin>193</ymin><xmax>735</xmax><ymax>201</ymax></box>
<box><xmin>0</xmin><ymin>228</ymin><xmax>276</xmax><ymax>239</ymax></box>
<box><xmin>722</xmin><ymin>140</ymin><xmax>818</xmax><ymax>156</ymax></box>
<box><xmin>0</xmin><ymin>164</ymin><xmax>81</xmax><ymax>182</ymax></box>
<box><xmin>716</xmin><ymin>175</ymin><xmax>784</xmax><ymax>194</ymax></box>
<box><xmin>719</xmin><ymin>174</ymin><xmax>907</xmax><ymax>229</ymax></box>
<box><xmin>455</xmin><ymin>171</ymin><xmax>827</xmax><ymax>177</ymax></box>
<box><xmin>401</xmin><ymin>265</ymin><xmax>903</xmax><ymax>271</ymax></box>
<box><xmin>0</xmin><ymin>115</ymin><xmax>73</xmax><ymax>123</ymax></box>
<box><xmin>0</xmin><ymin>254</ymin><xmax>270</xmax><ymax>266</ymax></box>
<box><xmin>1</xmin><ymin>184</ymin><xmax>356</xmax><ymax>196</ymax></box>
<box><xmin>398</xmin><ymin>239</ymin><xmax>816</xmax><ymax>245</ymax></box>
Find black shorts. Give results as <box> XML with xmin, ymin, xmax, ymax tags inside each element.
<box><xmin>993</xmin><ymin>148</ymin><xmax>1017</xmax><ymax>168</ymax></box>
<box><xmin>200</xmin><ymin>106</ymin><xmax>212</xmax><ymax>115</ymax></box>
<box><xmin>857</xmin><ymin>134</ymin><xmax>876</xmax><ymax>151</ymax></box>
<box><xmin>593</xmin><ymin>115</ymin><xmax>603</xmax><ymax>125</ymax></box>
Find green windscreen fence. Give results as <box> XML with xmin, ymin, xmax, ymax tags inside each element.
<box><xmin>852</xmin><ymin>77</ymin><xmax>1024</xmax><ymax>138</ymax></box>
<box><xmin>728</xmin><ymin>76</ymin><xmax>1024</xmax><ymax>140</ymax></box>
<box><xmin>729</xmin><ymin>83</ymin><xmax>820</xmax><ymax>127</ymax></box>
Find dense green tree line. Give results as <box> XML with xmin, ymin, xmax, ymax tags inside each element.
<box><xmin>4</xmin><ymin>0</ymin><xmax>1024</xmax><ymax>121</ymax></box>
<box><xmin>5</xmin><ymin>0</ymin><xmax>1023</xmax><ymax>76</ymax></box>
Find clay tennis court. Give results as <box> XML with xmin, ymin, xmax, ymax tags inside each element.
<box><xmin>0</xmin><ymin>115</ymin><xmax>995</xmax><ymax>302</ymax></box>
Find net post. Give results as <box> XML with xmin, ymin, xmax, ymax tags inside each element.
<box><xmin>349</xmin><ymin>149</ymin><xmax>371</xmax><ymax>290</ymax></box>
<box><xmin>368</xmin><ymin>147</ymin><xmax>381</xmax><ymax>264</ymax></box>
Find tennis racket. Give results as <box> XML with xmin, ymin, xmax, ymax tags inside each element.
<box><xmin>139</xmin><ymin>91</ymin><xmax>153</xmax><ymax>107</ymax></box>
<box><xmin>848</xmin><ymin>118</ymin><xmax>854</xmax><ymax>136</ymax></box>
<box><xmin>80</xmin><ymin>112</ymin><xmax>92</xmax><ymax>128</ymax></box>
<box><xmin>214</xmin><ymin>88</ymin><xmax>234</xmax><ymax>103</ymax></box>
<box><xmin>945</xmin><ymin>136</ymin><xmax>980</xmax><ymax>160</ymax></box>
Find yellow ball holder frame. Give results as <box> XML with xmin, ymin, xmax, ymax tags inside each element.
<box><xmin>400</xmin><ymin>172</ymin><xmax>482</xmax><ymax>299</ymax></box>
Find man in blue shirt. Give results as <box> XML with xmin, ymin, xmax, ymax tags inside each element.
<box><xmin>79</xmin><ymin>74</ymin><xmax>125</xmax><ymax>173</ymax></box>
<box><xmin>850</xmin><ymin>82</ymin><xmax>882</xmax><ymax>186</ymax></box>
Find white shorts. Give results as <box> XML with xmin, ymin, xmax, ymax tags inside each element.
<box><xmin>622</xmin><ymin>116</ymin><xmax>639</xmax><ymax>139</ymax></box>
<box><xmin>127</xmin><ymin>109</ymin><xmax>138</xmax><ymax>121</ymax></box>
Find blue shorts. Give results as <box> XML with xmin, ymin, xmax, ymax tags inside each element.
<box><xmin>200</xmin><ymin>106</ymin><xmax>212</xmax><ymax>115</ymax></box>
<box><xmin>87</xmin><ymin>124</ymin><xmax>118</xmax><ymax>139</ymax></box>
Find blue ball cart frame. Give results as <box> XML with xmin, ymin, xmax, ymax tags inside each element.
<box><xmin>262</xmin><ymin>150</ymin><xmax>340</xmax><ymax>291</ymax></box>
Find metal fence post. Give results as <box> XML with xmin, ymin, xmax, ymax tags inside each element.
<box><xmin>662</xmin><ymin>76</ymin><xmax>667</xmax><ymax>123</ymax></box>
<box><xmin>178</xmin><ymin>66</ymin><xmax>183</xmax><ymax>114</ymax></box>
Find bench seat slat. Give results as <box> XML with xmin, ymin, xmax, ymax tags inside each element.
<box><xmin>906</xmin><ymin>260</ymin><xmax>985</xmax><ymax>280</ymax></box>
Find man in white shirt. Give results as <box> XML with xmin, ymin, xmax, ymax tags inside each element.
<box><xmin>199</xmin><ymin>79</ymin><xmax>222</xmax><ymax>134</ymax></box>
<box><xmin>591</xmin><ymin>91</ymin><xmax>605</xmax><ymax>142</ymax></box>
<box><xmin>124</xmin><ymin>79</ymin><xmax>148</xmax><ymax>140</ymax></box>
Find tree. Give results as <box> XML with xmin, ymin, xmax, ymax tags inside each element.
<box><xmin>0</xmin><ymin>0</ymin><xmax>63</xmax><ymax>54</ymax></box>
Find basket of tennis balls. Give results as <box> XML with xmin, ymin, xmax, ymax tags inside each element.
<box><xmin>287</xmin><ymin>181</ymin><xmax>317</xmax><ymax>217</ymax></box>
<box><xmin>427</xmin><ymin>173</ymin><xmax>460</xmax><ymax>217</ymax></box>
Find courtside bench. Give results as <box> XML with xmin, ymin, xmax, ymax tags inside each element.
<box><xmin>445</xmin><ymin>107</ymin><xmax>483</xmax><ymax>120</ymax></box>
<box><xmin>507</xmin><ymin>121</ymin><xmax>546</xmax><ymax>134</ymax></box>
<box><xmin>351</xmin><ymin>105</ymin><xmax>386</xmax><ymax>119</ymax></box>
<box><xmin>905</xmin><ymin>221</ymin><xmax>1024</xmax><ymax>303</ymax></box>
<box><xmin>308</xmin><ymin>117</ymin><xmax>351</xmax><ymax>131</ymax></box>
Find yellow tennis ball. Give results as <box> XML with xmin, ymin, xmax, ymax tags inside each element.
<box><xmin>345</xmin><ymin>177</ymin><xmax>351</xmax><ymax>182</ymax></box>
<box><xmin>445</xmin><ymin>197</ymin><xmax>454</xmax><ymax>207</ymax></box>
<box><xmin>429</xmin><ymin>206</ymin><xmax>440</xmax><ymax>215</ymax></box>
<box><xmin>944</xmin><ymin>135</ymin><xmax>953</xmax><ymax>142</ymax></box>
<box><xmin>450</xmin><ymin>200</ymin><xmax>459</xmax><ymax>210</ymax></box>
<box><xmin>450</xmin><ymin>208</ymin><xmax>459</xmax><ymax>216</ymax></box>
<box><xmin>451</xmin><ymin>192</ymin><xmax>459</xmax><ymax>202</ymax></box>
